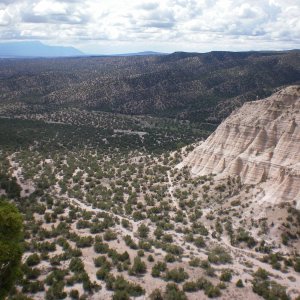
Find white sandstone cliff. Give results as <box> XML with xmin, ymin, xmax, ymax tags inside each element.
<box><xmin>179</xmin><ymin>85</ymin><xmax>300</xmax><ymax>209</ymax></box>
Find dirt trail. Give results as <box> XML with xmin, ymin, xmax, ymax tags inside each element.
<box><xmin>69</xmin><ymin>197</ymin><xmax>138</xmax><ymax>238</ymax></box>
<box><xmin>167</xmin><ymin>170</ymin><xmax>179</xmax><ymax>210</ymax></box>
<box><xmin>69</xmin><ymin>194</ymin><xmax>201</xmax><ymax>257</ymax></box>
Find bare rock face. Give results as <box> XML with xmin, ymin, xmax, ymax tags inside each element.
<box><xmin>180</xmin><ymin>86</ymin><xmax>300</xmax><ymax>209</ymax></box>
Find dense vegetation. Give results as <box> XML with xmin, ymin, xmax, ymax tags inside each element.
<box><xmin>0</xmin><ymin>199</ymin><xmax>23</xmax><ymax>299</ymax></box>
<box><xmin>1</xmin><ymin>50</ymin><xmax>300</xmax><ymax>123</ymax></box>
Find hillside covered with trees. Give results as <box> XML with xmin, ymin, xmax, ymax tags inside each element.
<box><xmin>1</xmin><ymin>50</ymin><xmax>300</xmax><ymax>123</ymax></box>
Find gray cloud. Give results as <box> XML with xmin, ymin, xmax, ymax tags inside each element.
<box><xmin>136</xmin><ymin>2</ymin><xmax>159</xmax><ymax>10</ymax></box>
<box><xmin>22</xmin><ymin>13</ymin><xmax>89</xmax><ymax>24</ymax></box>
<box><xmin>0</xmin><ymin>0</ymin><xmax>21</xmax><ymax>4</ymax></box>
<box><xmin>143</xmin><ymin>21</ymin><xmax>175</xmax><ymax>29</ymax></box>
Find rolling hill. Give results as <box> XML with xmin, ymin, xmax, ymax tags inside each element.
<box><xmin>0</xmin><ymin>50</ymin><xmax>300</xmax><ymax>123</ymax></box>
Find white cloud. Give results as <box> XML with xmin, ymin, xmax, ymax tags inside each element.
<box><xmin>33</xmin><ymin>1</ymin><xmax>66</xmax><ymax>15</ymax></box>
<box><xmin>0</xmin><ymin>8</ymin><xmax>12</xmax><ymax>25</ymax></box>
<box><xmin>0</xmin><ymin>0</ymin><xmax>299</xmax><ymax>53</ymax></box>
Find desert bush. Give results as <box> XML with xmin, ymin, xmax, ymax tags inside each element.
<box><xmin>130</xmin><ymin>257</ymin><xmax>147</xmax><ymax>275</ymax></box>
<box><xmin>165</xmin><ymin>267</ymin><xmax>189</xmax><ymax>283</ymax></box>
<box><xmin>220</xmin><ymin>269</ymin><xmax>232</xmax><ymax>282</ymax></box>
<box><xmin>163</xmin><ymin>283</ymin><xmax>187</xmax><ymax>300</ymax></box>
<box><xmin>208</xmin><ymin>246</ymin><xmax>232</xmax><ymax>264</ymax></box>
<box><xmin>236</xmin><ymin>279</ymin><xmax>244</xmax><ymax>287</ymax></box>
<box><xmin>25</xmin><ymin>254</ymin><xmax>40</xmax><ymax>267</ymax></box>
<box><xmin>104</xmin><ymin>229</ymin><xmax>117</xmax><ymax>241</ymax></box>
<box><xmin>151</xmin><ymin>262</ymin><xmax>166</xmax><ymax>277</ymax></box>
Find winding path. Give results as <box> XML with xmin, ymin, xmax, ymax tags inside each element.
<box><xmin>167</xmin><ymin>170</ymin><xmax>179</xmax><ymax>210</ymax></box>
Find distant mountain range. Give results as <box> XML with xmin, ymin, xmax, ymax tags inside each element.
<box><xmin>0</xmin><ymin>41</ymin><xmax>85</xmax><ymax>58</ymax></box>
<box><xmin>107</xmin><ymin>51</ymin><xmax>166</xmax><ymax>57</ymax></box>
<box><xmin>0</xmin><ymin>41</ymin><xmax>166</xmax><ymax>58</ymax></box>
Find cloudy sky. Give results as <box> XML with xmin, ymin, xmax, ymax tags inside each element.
<box><xmin>0</xmin><ymin>0</ymin><xmax>299</xmax><ymax>54</ymax></box>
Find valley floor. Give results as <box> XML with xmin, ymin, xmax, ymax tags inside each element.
<box><xmin>0</xmin><ymin>115</ymin><xmax>299</xmax><ymax>300</ymax></box>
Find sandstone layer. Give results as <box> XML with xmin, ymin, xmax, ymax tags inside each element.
<box><xmin>179</xmin><ymin>86</ymin><xmax>300</xmax><ymax>209</ymax></box>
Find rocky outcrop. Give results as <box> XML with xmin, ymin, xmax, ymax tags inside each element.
<box><xmin>179</xmin><ymin>86</ymin><xmax>300</xmax><ymax>208</ymax></box>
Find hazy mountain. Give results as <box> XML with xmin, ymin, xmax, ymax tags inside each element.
<box><xmin>88</xmin><ymin>51</ymin><xmax>166</xmax><ymax>57</ymax></box>
<box><xmin>0</xmin><ymin>41</ymin><xmax>84</xmax><ymax>58</ymax></box>
<box><xmin>112</xmin><ymin>51</ymin><xmax>166</xmax><ymax>56</ymax></box>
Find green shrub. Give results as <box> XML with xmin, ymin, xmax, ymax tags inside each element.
<box><xmin>108</xmin><ymin>275</ymin><xmax>145</xmax><ymax>298</ymax></box>
<box><xmin>45</xmin><ymin>281</ymin><xmax>67</xmax><ymax>300</ymax></box>
<box><xmin>252</xmin><ymin>268</ymin><xmax>289</xmax><ymax>300</ymax></box>
<box><xmin>25</xmin><ymin>254</ymin><xmax>40</xmax><ymax>267</ymax></box>
<box><xmin>96</xmin><ymin>267</ymin><xmax>110</xmax><ymax>280</ymax></box>
<box><xmin>69</xmin><ymin>258</ymin><xmax>85</xmax><ymax>273</ymax></box>
<box><xmin>22</xmin><ymin>280</ymin><xmax>44</xmax><ymax>294</ymax></box>
<box><xmin>196</xmin><ymin>277</ymin><xmax>212</xmax><ymax>290</ymax></box>
<box><xmin>163</xmin><ymin>234</ymin><xmax>173</xmax><ymax>243</ymax></box>
<box><xmin>121</xmin><ymin>219</ymin><xmax>130</xmax><ymax>229</ymax></box>
<box><xmin>194</xmin><ymin>236</ymin><xmax>206</xmax><ymax>248</ymax></box>
<box><xmin>69</xmin><ymin>289</ymin><xmax>79</xmax><ymax>299</ymax></box>
<box><xmin>165</xmin><ymin>253</ymin><xmax>176</xmax><ymax>263</ymax></box>
<box><xmin>220</xmin><ymin>269</ymin><xmax>232</xmax><ymax>282</ymax></box>
<box><xmin>151</xmin><ymin>262</ymin><xmax>166</xmax><ymax>277</ymax></box>
<box><xmin>183</xmin><ymin>281</ymin><xmax>198</xmax><ymax>292</ymax></box>
<box><xmin>94</xmin><ymin>256</ymin><xmax>110</xmax><ymax>268</ymax></box>
<box><xmin>104</xmin><ymin>229</ymin><xmax>117</xmax><ymax>241</ymax></box>
<box><xmin>130</xmin><ymin>257</ymin><xmax>146</xmax><ymax>275</ymax></box>
<box><xmin>205</xmin><ymin>285</ymin><xmax>221</xmax><ymax>298</ymax></box>
<box><xmin>252</xmin><ymin>279</ymin><xmax>289</xmax><ymax>300</ymax></box>
<box><xmin>112</xmin><ymin>290</ymin><xmax>130</xmax><ymax>300</ymax></box>
<box><xmin>236</xmin><ymin>279</ymin><xmax>244</xmax><ymax>288</ymax></box>
<box><xmin>208</xmin><ymin>246</ymin><xmax>232</xmax><ymax>264</ymax></box>
<box><xmin>165</xmin><ymin>267</ymin><xmax>189</xmax><ymax>283</ymax></box>
<box><xmin>76</xmin><ymin>236</ymin><xmax>93</xmax><ymax>248</ymax></box>
<box><xmin>94</xmin><ymin>242</ymin><xmax>110</xmax><ymax>254</ymax></box>
<box><xmin>149</xmin><ymin>288</ymin><xmax>163</xmax><ymax>300</ymax></box>
<box><xmin>164</xmin><ymin>283</ymin><xmax>187</xmax><ymax>300</ymax></box>
<box><xmin>217</xmin><ymin>282</ymin><xmax>226</xmax><ymax>289</ymax></box>
<box><xmin>138</xmin><ymin>240</ymin><xmax>152</xmax><ymax>251</ymax></box>
<box><xmin>189</xmin><ymin>257</ymin><xmax>201</xmax><ymax>267</ymax></box>
<box><xmin>124</xmin><ymin>235</ymin><xmax>138</xmax><ymax>249</ymax></box>
<box><xmin>254</xmin><ymin>268</ymin><xmax>269</xmax><ymax>280</ymax></box>
<box><xmin>148</xmin><ymin>255</ymin><xmax>154</xmax><ymax>262</ymax></box>
<box><xmin>138</xmin><ymin>224</ymin><xmax>149</xmax><ymax>238</ymax></box>
<box><xmin>22</xmin><ymin>265</ymin><xmax>41</xmax><ymax>280</ymax></box>
<box><xmin>45</xmin><ymin>269</ymin><xmax>68</xmax><ymax>286</ymax></box>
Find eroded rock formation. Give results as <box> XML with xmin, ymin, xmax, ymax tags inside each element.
<box><xmin>179</xmin><ymin>86</ymin><xmax>300</xmax><ymax>208</ymax></box>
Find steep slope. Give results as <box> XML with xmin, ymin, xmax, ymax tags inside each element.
<box><xmin>179</xmin><ymin>86</ymin><xmax>300</xmax><ymax>209</ymax></box>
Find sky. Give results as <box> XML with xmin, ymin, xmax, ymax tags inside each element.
<box><xmin>0</xmin><ymin>0</ymin><xmax>299</xmax><ymax>54</ymax></box>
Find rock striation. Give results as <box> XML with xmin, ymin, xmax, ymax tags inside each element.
<box><xmin>179</xmin><ymin>86</ymin><xmax>300</xmax><ymax>209</ymax></box>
